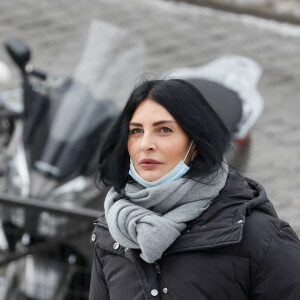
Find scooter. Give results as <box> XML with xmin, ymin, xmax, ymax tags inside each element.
<box><xmin>0</xmin><ymin>20</ymin><xmax>145</xmax><ymax>300</ymax></box>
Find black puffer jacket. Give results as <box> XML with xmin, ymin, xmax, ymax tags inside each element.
<box><xmin>89</xmin><ymin>171</ymin><xmax>300</xmax><ymax>300</ymax></box>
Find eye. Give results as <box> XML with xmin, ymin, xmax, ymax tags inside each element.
<box><xmin>160</xmin><ymin>127</ymin><xmax>172</xmax><ymax>133</ymax></box>
<box><xmin>130</xmin><ymin>128</ymin><xmax>143</xmax><ymax>135</ymax></box>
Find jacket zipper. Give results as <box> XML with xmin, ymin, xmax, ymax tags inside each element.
<box><xmin>154</xmin><ymin>261</ymin><xmax>164</xmax><ymax>298</ymax></box>
<box><xmin>154</xmin><ymin>261</ymin><xmax>161</xmax><ymax>278</ymax></box>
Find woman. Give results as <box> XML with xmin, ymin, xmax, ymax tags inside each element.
<box><xmin>89</xmin><ymin>79</ymin><xmax>300</xmax><ymax>300</ymax></box>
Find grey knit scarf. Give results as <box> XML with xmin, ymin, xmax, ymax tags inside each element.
<box><xmin>104</xmin><ymin>164</ymin><xmax>228</xmax><ymax>263</ymax></box>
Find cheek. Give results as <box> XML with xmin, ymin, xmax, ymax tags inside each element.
<box><xmin>166</xmin><ymin>139</ymin><xmax>189</xmax><ymax>159</ymax></box>
<box><xmin>127</xmin><ymin>138</ymin><xmax>136</xmax><ymax>158</ymax></box>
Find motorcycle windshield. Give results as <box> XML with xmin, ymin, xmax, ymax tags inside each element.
<box><xmin>31</xmin><ymin>20</ymin><xmax>145</xmax><ymax>178</ymax></box>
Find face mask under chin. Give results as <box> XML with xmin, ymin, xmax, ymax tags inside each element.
<box><xmin>129</xmin><ymin>141</ymin><xmax>194</xmax><ymax>188</ymax></box>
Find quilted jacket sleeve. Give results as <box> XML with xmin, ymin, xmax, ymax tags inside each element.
<box><xmin>89</xmin><ymin>246</ymin><xmax>110</xmax><ymax>300</ymax></box>
<box><xmin>252</xmin><ymin>225</ymin><xmax>300</xmax><ymax>300</ymax></box>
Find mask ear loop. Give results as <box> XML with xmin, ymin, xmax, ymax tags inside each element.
<box><xmin>183</xmin><ymin>140</ymin><xmax>194</xmax><ymax>164</ymax></box>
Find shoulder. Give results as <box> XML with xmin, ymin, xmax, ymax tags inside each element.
<box><xmin>242</xmin><ymin>210</ymin><xmax>300</xmax><ymax>297</ymax></box>
<box><xmin>240</xmin><ymin>209</ymin><xmax>300</xmax><ymax>266</ymax></box>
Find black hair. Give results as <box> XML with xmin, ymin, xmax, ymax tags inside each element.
<box><xmin>97</xmin><ymin>79</ymin><xmax>231</xmax><ymax>192</ymax></box>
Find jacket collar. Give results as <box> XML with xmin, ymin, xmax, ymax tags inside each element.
<box><xmin>93</xmin><ymin>171</ymin><xmax>276</xmax><ymax>256</ymax></box>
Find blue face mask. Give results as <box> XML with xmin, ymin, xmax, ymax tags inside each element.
<box><xmin>129</xmin><ymin>141</ymin><xmax>194</xmax><ymax>188</ymax></box>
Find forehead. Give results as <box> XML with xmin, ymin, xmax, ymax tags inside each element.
<box><xmin>130</xmin><ymin>99</ymin><xmax>174</xmax><ymax>122</ymax></box>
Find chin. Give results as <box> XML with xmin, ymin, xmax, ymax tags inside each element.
<box><xmin>140</xmin><ymin>171</ymin><xmax>162</xmax><ymax>182</ymax></box>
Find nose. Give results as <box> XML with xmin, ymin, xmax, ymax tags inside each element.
<box><xmin>140</xmin><ymin>132</ymin><xmax>156</xmax><ymax>152</ymax></box>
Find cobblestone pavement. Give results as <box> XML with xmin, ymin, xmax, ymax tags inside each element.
<box><xmin>175</xmin><ymin>0</ymin><xmax>300</xmax><ymax>24</ymax></box>
<box><xmin>0</xmin><ymin>0</ymin><xmax>299</xmax><ymax>234</ymax></box>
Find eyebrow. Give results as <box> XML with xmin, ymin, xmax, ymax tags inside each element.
<box><xmin>129</xmin><ymin>120</ymin><xmax>176</xmax><ymax>127</ymax></box>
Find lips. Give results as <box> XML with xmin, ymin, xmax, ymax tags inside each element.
<box><xmin>139</xmin><ymin>158</ymin><xmax>162</xmax><ymax>169</ymax></box>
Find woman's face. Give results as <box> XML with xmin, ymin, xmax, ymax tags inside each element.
<box><xmin>128</xmin><ymin>98</ymin><xmax>195</xmax><ymax>182</ymax></box>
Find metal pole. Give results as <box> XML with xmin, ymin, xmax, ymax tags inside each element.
<box><xmin>0</xmin><ymin>193</ymin><xmax>101</xmax><ymax>221</ymax></box>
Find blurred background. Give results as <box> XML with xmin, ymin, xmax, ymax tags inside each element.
<box><xmin>0</xmin><ymin>0</ymin><xmax>299</xmax><ymax>299</ymax></box>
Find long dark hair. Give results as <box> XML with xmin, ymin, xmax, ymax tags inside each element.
<box><xmin>97</xmin><ymin>79</ymin><xmax>231</xmax><ymax>192</ymax></box>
